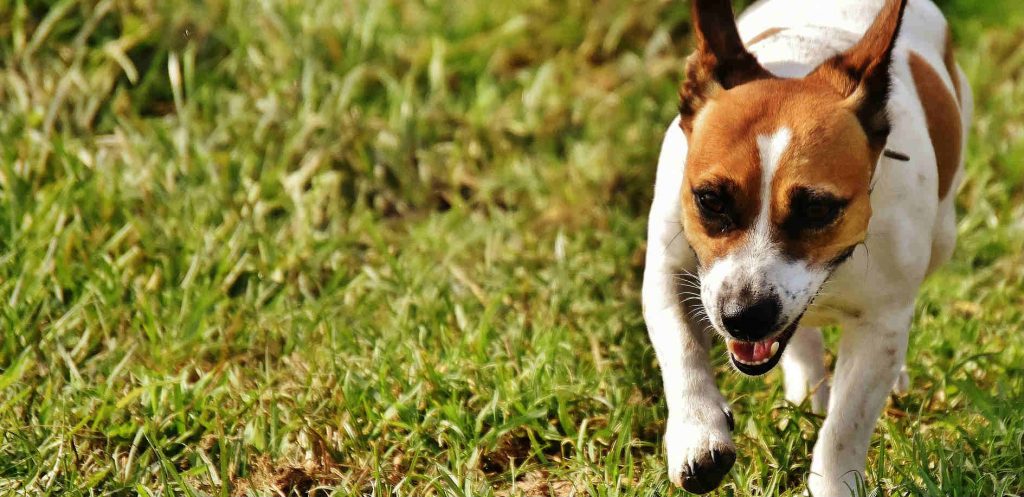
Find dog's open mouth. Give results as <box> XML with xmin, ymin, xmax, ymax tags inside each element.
<box><xmin>726</xmin><ymin>320</ymin><xmax>800</xmax><ymax>376</ymax></box>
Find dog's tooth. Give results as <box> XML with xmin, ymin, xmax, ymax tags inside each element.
<box><xmin>770</xmin><ymin>341</ymin><xmax>780</xmax><ymax>357</ymax></box>
<box><xmin>734</xmin><ymin>354</ymin><xmax>755</xmax><ymax>366</ymax></box>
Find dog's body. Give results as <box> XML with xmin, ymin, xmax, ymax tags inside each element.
<box><xmin>642</xmin><ymin>0</ymin><xmax>971</xmax><ymax>494</ymax></box>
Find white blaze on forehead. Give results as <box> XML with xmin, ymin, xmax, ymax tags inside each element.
<box><xmin>754</xmin><ymin>127</ymin><xmax>792</xmax><ymax>237</ymax></box>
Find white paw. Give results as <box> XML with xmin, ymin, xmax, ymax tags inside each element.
<box><xmin>665</xmin><ymin>393</ymin><xmax>736</xmax><ymax>494</ymax></box>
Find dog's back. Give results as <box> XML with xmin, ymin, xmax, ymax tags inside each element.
<box><xmin>738</xmin><ymin>0</ymin><xmax>948</xmax><ymax>64</ymax></box>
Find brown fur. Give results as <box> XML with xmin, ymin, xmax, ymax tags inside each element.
<box><xmin>677</xmin><ymin>0</ymin><xmax>908</xmax><ymax>268</ymax></box>
<box><xmin>908</xmin><ymin>51</ymin><xmax>963</xmax><ymax>199</ymax></box>
<box><xmin>747</xmin><ymin>27</ymin><xmax>786</xmax><ymax>47</ymax></box>
<box><xmin>681</xmin><ymin>79</ymin><xmax>872</xmax><ymax>266</ymax></box>
<box><xmin>681</xmin><ymin>99</ymin><xmax>764</xmax><ymax>263</ymax></box>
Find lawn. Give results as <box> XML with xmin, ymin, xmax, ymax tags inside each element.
<box><xmin>0</xmin><ymin>0</ymin><xmax>1022</xmax><ymax>496</ymax></box>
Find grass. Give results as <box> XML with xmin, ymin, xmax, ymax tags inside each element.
<box><xmin>0</xmin><ymin>0</ymin><xmax>1021</xmax><ymax>495</ymax></box>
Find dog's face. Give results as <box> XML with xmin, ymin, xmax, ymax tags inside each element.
<box><xmin>677</xmin><ymin>0</ymin><xmax>906</xmax><ymax>374</ymax></box>
<box><xmin>682</xmin><ymin>81</ymin><xmax>874</xmax><ymax>375</ymax></box>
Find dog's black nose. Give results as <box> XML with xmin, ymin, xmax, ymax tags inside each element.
<box><xmin>722</xmin><ymin>297</ymin><xmax>780</xmax><ymax>340</ymax></box>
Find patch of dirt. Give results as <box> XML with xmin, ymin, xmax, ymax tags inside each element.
<box><xmin>231</xmin><ymin>430</ymin><xmax>343</xmax><ymax>496</ymax></box>
<box><xmin>232</xmin><ymin>456</ymin><xmax>341</xmax><ymax>497</ymax></box>
<box><xmin>230</xmin><ymin>454</ymin><xmax>338</xmax><ymax>497</ymax></box>
<box><xmin>481</xmin><ymin>432</ymin><xmax>534</xmax><ymax>474</ymax></box>
<box><xmin>494</xmin><ymin>470</ymin><xmax>576</xmax><ymax>497</ymax></box>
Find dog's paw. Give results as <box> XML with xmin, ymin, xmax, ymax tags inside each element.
<box><xmin>665</xmin><ymin>397</ymin><xmax>736</xmax><ymax>494</ymax></box>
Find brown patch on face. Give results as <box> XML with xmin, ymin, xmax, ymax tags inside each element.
<box><xmin>908</xmin><ymin>51</ymin><xmax>963</xmax><ymax>199</ymax></box>
<box><xmin>682</xmin><ymin>79</ymin><xmax>874</xmax><ymax>268</ymax></box>
<box><xmin>773</xmin><ymin>113</ymin><xmax>873</xmax><ymax>265</ymax></box>
<box><xmin>681</xmin><ymin>100</ymin><xmax>763</xmax><ymax>263</ymax></box>
<box><xmin>746</xmin><ymin>27</ymin><xmax>786</xmax><ymax>47</ymax></box>
<box><xmin>943</xmin><ymin>27</ymin><xmax>963</xmax><ymax>103</ymax></box>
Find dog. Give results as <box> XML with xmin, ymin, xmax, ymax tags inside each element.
<box><xmin>641</xmin><ymin>0</ymin><xmax>971</xmax><ymax>494</ymax></box>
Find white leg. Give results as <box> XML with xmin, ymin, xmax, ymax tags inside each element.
<box><xmin>644</xmin><ymin>266</ymin><xmax>735</xmax><ymax>494</ymax></box>
<box><xmin>807</xmin><ymin>307</ymin><xmax>913</xmax><ymax>497</ymax></box>
<box><xmin>782</xmin><ymin>327</ymin><xmax>830</xmax><ymax>414</ymax></box>
<box><xmin>643</xmin><ymin>117</ymin><xmax>734</xmax><ymax>494</ymax></box>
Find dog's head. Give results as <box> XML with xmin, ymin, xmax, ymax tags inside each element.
<box><xmin>679</xmin><ymin>0</ymin><xmax>908</xmax><ymax>375</ymax></box>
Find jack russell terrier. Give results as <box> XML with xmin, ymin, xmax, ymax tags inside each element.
<box><xmin>642</xmin><ymin>0</ymin><xmax>971</xmax><ymax>494</ymax></box>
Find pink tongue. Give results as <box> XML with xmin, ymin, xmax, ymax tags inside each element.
<box><xmin>730</xmin><ymin>339</ymin><xmax>773</xmax><ymax>362</ymax></box>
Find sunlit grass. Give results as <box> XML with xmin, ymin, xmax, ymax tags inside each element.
<box><xmin>0</xmin><ymin>1</ymin><xmax>1020</xmax><ymax>496</ymax></box>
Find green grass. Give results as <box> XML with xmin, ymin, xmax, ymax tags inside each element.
<box><xmin>0</xmin><ymin>0</ymin><xmax>1021</xmax><ymax>495</ymax></box>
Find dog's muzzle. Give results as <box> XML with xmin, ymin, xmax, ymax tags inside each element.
<box><xmin>717</xmin><ymin>294</ymin><xmax>798</xmax><ymax>376</ymax></box>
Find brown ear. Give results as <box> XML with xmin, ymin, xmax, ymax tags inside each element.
<box><xmin>809</xmin><ymin>0</ymin><xmax>908</xmax><ymax>153</ymax></box>
<box><xmin>678</xmin><ymin>0</ymin><xmax>771</xmax><ymax>134</ymax></box>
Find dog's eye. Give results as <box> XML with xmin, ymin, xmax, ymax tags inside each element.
<box><xmin>783</xmin><ymin>188</ymin><xmax>848</xmax><ymax>234</ymax></box>
<box><xmin>693</xmin><ymin>187</ymin><xmax>737</xmax><ymax>234</ymax></box>
<box><xmin>697</xmin><ymin>191</ymin><xmax>726</xmax><ymax>215</ymax></box>
<box><xmin>803</xmin><ymin>200</ymin><xmax>837</xmax><ymax>225</ymax></box>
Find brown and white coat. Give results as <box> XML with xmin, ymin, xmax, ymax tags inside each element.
<box><xmin>641</xmin><ymin>0</ymin><xmax>971</xmax><ymax>494</ymax></box>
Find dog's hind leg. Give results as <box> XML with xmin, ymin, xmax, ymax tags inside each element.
<box><xmin>781</xmin><ymin>326</ymin><xmax>829</xmax><ymax>414</ymax></box>
<box><xmin>807</xmin><ymin>307</ymin><xmax>913</xmax><ymax>497</ymax></box>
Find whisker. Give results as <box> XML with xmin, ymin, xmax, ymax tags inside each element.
<box><xmin>676</xmin><ymin>291</ymin><xmax>703</xmax><ymax>298</ymax></box>
<box><xmin>667</xmin><ymin>227</ymin><xmax>685</xmax><ymax>249</ymax></box>
<box><xmin>689</xmin><ymin>308</ymin><xmax>711</xmax><ymax>322</ymax></box>
<box><xmin>672</xmin><ymin>272</ymin><xmax>701</xmax><ymax>281</ymax></box>
<box><xmin>671</xmin><ymin>275</ymin><xmax>701</xmax><ymax>285</ymax></box>
<box><xmin>688</xmin><ymin>311</ymin><xmax>711</xmax><ymax>323</ymax></box>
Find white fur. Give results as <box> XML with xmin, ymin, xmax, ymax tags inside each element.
<box><xmin>642</xmin><ymin>1</ymin><xmax>971</xmax><ymax>495</ymax></box>
<box><xmin>643</xmin><ymin>116</ymin><xmax>736</xmax><ymax>487</ymax></box>
<box><xmin>781</xmin><ymin>327</ymin><xmax>830</xmax><ymax>413</ymax></box>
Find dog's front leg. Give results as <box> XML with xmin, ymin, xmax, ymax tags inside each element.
<box><xmin>644</xmin><ymin>261</ymin><xmax>735</xmax><ymax>493</ymax></box>
<box><xmin>644</xmin><ymin>118</ymin><xmax>734</xmax><ymax>493</ymax></box>
<box><xmin>643</xmin><ymin>230</ymin><xmax>734</xmax><ymax>492</ymax></box>
<box><xmin>807</xmin><ymin>307</ymin><xmax>913</xmax><ymax>497</ymax></box>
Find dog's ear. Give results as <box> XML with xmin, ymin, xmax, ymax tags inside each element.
<box><xmin>678</xmin><ymin>0</ymin><xmax>771</xmax><ymax>134</ymax></box>
<box><xmin>808</xmin><ymin>0</ymin><xmax>908</xmax><ymax>153</ymax></box>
